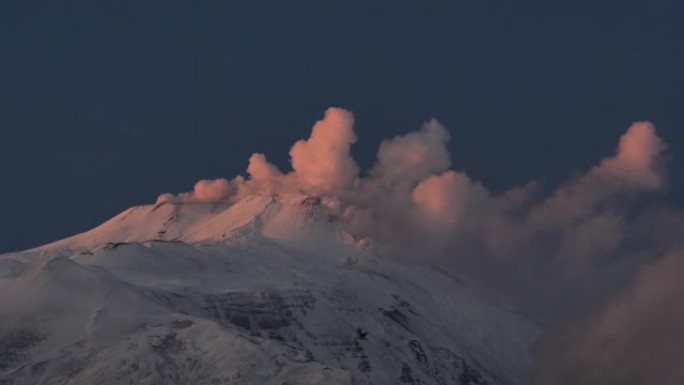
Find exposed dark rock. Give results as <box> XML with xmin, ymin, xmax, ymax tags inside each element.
<box><xmin>400</xmin><ymin>363</ymin><xmax>415</xmax><ymax>383</ymax></box>
<box><xmin>0</xmin><ymin>328</ymin><xmax>44</xmax><ymax>371</ymax></box>
<box><xmin>357</xmin><ymin>354</ymin><xmax>372</xmax><ymax>373</ymax></box>
<box><xmin>381</xmin><ymin>308</ymin><xmax>412</xmax><ymax>333</ymax></box>
<box><xmin>458</xmin><ymin>359</ymin><xmax>488</xmax><ymax>385</ymax></box>
<box><xmin>149</xmin><ymin>332</ymin><xmax>185</xmax><ymax>354</ymax></box>
<box><xmin>170</xmin><ymin>319</ymin><xmax>194</xmax><ymax>329</ymax></box>
<box><xmin>104</xmin><ymin>242</ymin><xmax>129</xmax><ymax>250</ymax></box>
<box><xmin>409</xmin><ymin>340</ymin><xmax>429</xmax><ymax>370</ymax></box>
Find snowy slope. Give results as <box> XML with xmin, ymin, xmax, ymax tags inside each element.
<box><xmin>40</xmin><ymin>193</ymin><xmax>341</xmax><ymax>249</ymax></box>
<box><xmin>1</xmin><ymin>194</ymin><xmax>540</xmax><ymax>385</ymax></box>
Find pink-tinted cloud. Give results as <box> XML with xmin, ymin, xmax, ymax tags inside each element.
<box><xmin>597</xmin><ymin>121</ymin><xmax>666</xmax><ymax>189</ymax></box>
<box><xmin>370</xmin><ymin>118</ymin><xmax>451</xmax><ymax>187</ymax></box>
<box><xmin>289</xmin><ymin>107</ymin><xmax>359</xmax><ymax>193</ymax></box>
<box><xmin>412</xmin><ymin>170</ymin><xmax>489</xmax><ymax>226</ymax></box>
<box><xmin>157</xmin><ymin>108</ymin><xmax>672</xmax><ymax>321</ymax></box>
<box><xmin>154</xmin><ymin>108</ymin><xmax>679</xmax><ymax>383</ymax></box>
<box><xmin>247</xmin><ymin>153</ymin><xmax>283</xmax><ymax>181</ymax></box>
<box><xmin>536</xmin><ymin>249</ymin><xmax>684</xmax><ymax>385</ymax></box>
<box><xmin>192</xmin><ymin>178</ymin><xmax>234</xmax><ymax>201</ymax></box>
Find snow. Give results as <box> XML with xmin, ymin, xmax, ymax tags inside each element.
<box><xmin>1</xmin><ymin>193</ymin><xmax>540</xmax><ymax>384</ymax></box>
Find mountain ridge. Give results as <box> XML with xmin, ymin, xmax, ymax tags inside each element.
<box><xmin>1</xmin><ymin>193</ymin><xmax>540</xmax><ymax>385</ymax></box>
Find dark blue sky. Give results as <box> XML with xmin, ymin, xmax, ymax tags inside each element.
<box><xmin>1</xmin><ymin>1</ymin><xmax>683</xmax><ymax>252</ymax></box>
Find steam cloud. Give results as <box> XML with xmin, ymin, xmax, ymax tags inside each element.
<box><xmin>159</xmin><ymin>108</ymin><xmax>681</xmax><ymax>383</ymax></box>
<box><xmin>535</xmin><ymin>248</ymin><xmax>684</xmax><ymax>385</ymax></box>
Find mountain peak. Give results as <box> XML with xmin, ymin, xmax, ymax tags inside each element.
<box><xmin>39</xmin><ymin>193</ymin><xmax>344</xmax><ymax>251</ymax></box>
<box><xmin>3</xmin><ymin>189</ymin><xmax>541</xmax><ymax>385</ymax></box>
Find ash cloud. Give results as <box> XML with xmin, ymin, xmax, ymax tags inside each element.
<box><xmin>159</xmin><ymin>110</ymin><xmax>670</xmax><ymax>314</ymax></box>
<box><xmin>159</xmin><ymin>108</ymin><xmax>682</xmax><ymax>381</ymax></box>
<box><xmin>289</xmin><ymin>107</ymin><xmax>359</xmax><ymax>193</ymax></box>
<box><xmin>535</xmin><ymin>248</ymin><xmax>684</xmax><ymax>385</ymax></box>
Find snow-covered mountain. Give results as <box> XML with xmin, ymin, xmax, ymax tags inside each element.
<box><xmin>0</xmin><ymin>193</ymin><xmax>540</xmax><ymax>385</ymax></box>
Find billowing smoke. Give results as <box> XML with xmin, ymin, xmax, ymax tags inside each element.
<box><xmin>159</xmin><ymin>108</ymin><xmax>682</xmax><ymax>381</ymax></box>
<box><xmin>370</xmin><ymin>118</ymin><xmax>451</xmax><ymax>186</ymax></box>
<box><xmin>535</xmin><ymin>248</ymin><xmax>684</xmax><ymax>385</ymax></box>
<box><xmin>289</xmin><ymin>107</ymin><xmax>359</xmax><ymax>193</ymax></box>
<box><xmin>158</xmin><ymin>110</ymin><xmax>669</xmax><ymax>312</ymax></box>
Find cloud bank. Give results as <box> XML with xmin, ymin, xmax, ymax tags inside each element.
<box><xmin>159</xmin><ymin>108</ymin><xmax>681</xmax><ymax>382</ymax></box>
<box><xmin>159</xmin><ymin>110</ymin><xmax>669</xmax><ymax>313</ymax></box>
<box><xmin>535</xmin><ymin>248</ymin><xmax>684</xmax><ymax>385</ymax></box>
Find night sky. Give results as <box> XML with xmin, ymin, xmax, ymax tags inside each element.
<box><xmin>1</xmin><ymin>1</ymin><xmax>683</xmax><ymax>253</ymax></box>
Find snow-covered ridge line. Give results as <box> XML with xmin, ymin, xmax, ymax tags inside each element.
<box><xmin>37</xmin><ymin>192</ymin><xmax>344</xmax><ymax>251</ymax></box>
<box><xmin>2</xmin><ymin>193</ymin><xmax>541</xmax><ymax>384</ymax></box>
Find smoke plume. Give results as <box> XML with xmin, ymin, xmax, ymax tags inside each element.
<box><xmin>535</xmin><ymin>248</ymin><xmax>684</xmax><ymax>385</ymax></box>
<box><xmin>159</xmin><ymin>108</ymin><xmax>682</xmax><ymax>382</ymax></box>
<box><xmin>159</xmin><ymin>110</ymin><xmax>670</xmax><ymax>313</ymax></box>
